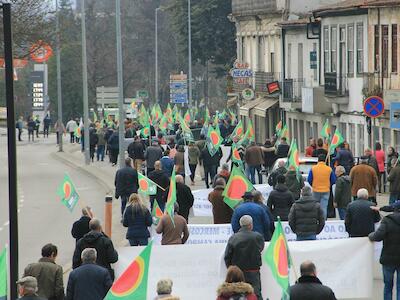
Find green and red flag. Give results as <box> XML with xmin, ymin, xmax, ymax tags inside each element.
<box><xmin>178</xmin><ymin>114</ymin><xmax>194</xmax><ymax>141</ymax></box>
<box><xmin>166</xmin><ymin>103</ymin><xmax>172</xmax><ymax>115</ymax></box>
<box><xmin>165</xmin><ymin>168</ymin><xmax>177</xmax><ymax>225</ymax></box>
<box><xmin>240</xmin><ymin>120</ymin><xmax>255</xmax><ymax>146</ymax></box>
<box><xmin>184</xmin><ymin>110</ymin><xmax>191</xmax><ymax>124</ymax></box>
<box><xmin>275</xmin><ymin>121</ymin><xmax>283</xmax><ymax>135</ymax></box>
<box><xmin>229</xmin><ymin>109</ymin><xmax>237</xmax><ymax>124</ymax></box>
<box><xmin>231</xmin><ymin>143</ymin><xmax>243</xmax><ymax>168</ymax></box>
<box><xmin>287</xmin><ymin>139</ymin><xmax>300</xmax><ymax>171</ymax></box>
<box><xmin>204</xmin><ymin>107</ymin><xmax>210</xmax><ymax>125</ymax></box>
<box><xmin>159</xmin><ymin>115</ymin><xmax>168</xmax><ymax>133</ymax></box>
<box><xmin>229</xmin><ymin>120</ymin><xmax>244</xmax><ymax>141</ymax></box>
<box><xmin>280</xmin><ymin>124</ymin><xmax>289</xmax><ymax>140</ymax></box>
<box><xmin>140</xmin><ymin>124</ymin><xmax>151</xmax><ymax>138</ymax></box>
<box><xmin>138</xmin><ymin>173</ymin><xmax>157</xmax><ymax>196</ymax></box>
<box><xmin>263</xmin><ymin>218</ymin><xmax>291</xmax><ymax>298</ymax></box>
<box><xmin>223</xmin><ymin>165</ymin><xmax>254</xmax><ymax>209</ymax></box>
<box><xmin>105</xmin><ymin>241</ymin><xmax>153</xmax><ymax>300</ymax></box>
<box><xmin>321</xmin><ymin>120</ymin><xmax>331</xmax><ymax>139</ymax></box>
<box><xmin>152</xmin><ymin>200</ymin><xmax>164</xmax><ymax>225</ymax></box>
<box><xmin>207</xmin><ymin>125</ymin><xmax>223</xmax><ymax>156</ymax></box>
<box><xmin>0</xmin><ymin>247</ymin><xmax>7</xmax><ymax>300</ymax></box>
<box><xmin>329</xmin><ymin>128</ymin><xmax>344</xmax><ymax>154</ymax></box>
<box><xmin>57</xmin><ymin>173</ymin><xmax>80</xmax><ymax>212</ymax></box>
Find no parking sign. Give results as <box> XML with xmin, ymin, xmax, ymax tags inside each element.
<box><xmin>363</xmin><ymin>96</ymin><xmax>385</xmax><ymax>118</ymax></box>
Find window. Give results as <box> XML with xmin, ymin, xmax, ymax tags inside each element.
<box><xmin>357</xmin><ymin>23</ymin><xmax>364</xmax><ymax>73</ymax></box>
<box><xmin>270</xmin><ymin>52</ymin><xmax>275</xmax><ymax>73</ymax></box>
<box><xmin>392</xmin><ymin>25</ymin><xmax>398</xmax><ymax>73</ymax></box>
<box><xmin>298</xmin><ymin>43</ymin><xmax>303</xmax><ymax>80</ymax></box>
<box><xmin>358</xmin><ymin>124</ymin><xmax>364</xmax><ymax>157</ymax></box>
<box><xmin>299</xmin><ymin>120</ymin><xmax>305</xmax><ymax>151</ymax></box>
<box><xmin>331</xmin><ymin>26</ymin><xmax>337</xmax><ymax>72</ymax></box>
<box><xmin>383</xmin><ymin>128</ymin><xmax>390</xmax><ymax>152</ymax></box>
<box><xmin>349</xmin><ymin>124</ymin><xmax>355</xmax><ymax>154</ymax></box>
<box><xmin>374</xmin><ymin>25</ymin><xmax>380</xmax><ymax>72</ymax></box>
<box><xmin>241</xmin><ymin>36</ymin><xmax>246</xmax><ymax>62</ymax></box>
<box><xmin>347</xmin><ymin>24</ymin><xmax>354</xmax><ymax>76</ymax></box>
<box><xmin>313</xmin><ymin>43</ymin><xmax>318</xmax><ymax>81</ymax></box>
<box><xmin>373</xmin><ymin>126</ymin><xmax>380</xmax><ymax>145</ymax></box>
<box><xmin>287</xmin><ymin>43</ymin><xmax>292</xmax><ymax>78</ymax></box>
<box><xmin>382</xmin><ymin>25</ymin><xmax>389</xmax><ymax>77</ymax></box>
<box><xmin>294</xmin><ymin>119</ymin><xmax>298</xmax><ymax>141</ymax></box>
<box><xmin>324</xmin><ymin>26</ymin><xmax>329</xmax><ymax>72</ymax></box>
<box><xmin>258</xmin><ymin>36</ymin><xmax>265</xmax><ymax>71</ymax></box>
<box><xmin>340</xmin><ymin>123</ymin><xmax>347</xmax><ymax>140</ymax></box>
<box><xmin>395</xmin><ymin>130</ymin><xmax>400</xmax><ymax>151</ymax></box>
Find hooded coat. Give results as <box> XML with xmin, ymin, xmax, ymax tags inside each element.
<box><xmin>267</xmin><ymin>184</ymin><xmax>295</xmax><ymax>221</ymax></box>
<box><xmin>334</xmin><ymin>175</ymin><xmax>351</xmax><ymax>208</ymax></box>
<box><xmin>72</xmin><ymin>231</ymin><xmax>118</xmax><ymax>279</ymax></box>
<box><xmin>216</xmin><ymin>282</ymin><xmax>257</xmax><ymax>300</ymax></box>
<box><xmin>285</xmin><ymin>170</ymin><xmax>304</xmax><ymax>200</ymax></box>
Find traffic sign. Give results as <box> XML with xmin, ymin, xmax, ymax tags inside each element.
<box><xmin>363</xmin><ymin>96</ymin><xmax>385</xmax><ymax>118</ymax></box>
<box><xmin>241</xmin><ymin>88</ymin><xmax>254</xmax><ymax>101</ymax></box>
<box><xmin>170</xmin><ymin>73</ymin><xmax>188</xmax><ymax>104</ymax></box>
<box><xmin>136</xmin><ymin>90</ymin><xmax>149</xmax><ymax>99</ymax></box>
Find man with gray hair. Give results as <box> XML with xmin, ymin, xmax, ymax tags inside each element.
<box><xmin>17</xmin><ymin>276</ymin><xmax>46</xmax><ymax>299</ymax></box>
<box><xmin>288</xmin><ymin>185</ymin><xmax>325</xmax><ymax>241</ymax></box>
<box><xmin>345</xmin><ymin>188</ymin><xmax>380</xmax><ymax>237</ymax></box>
<box><xmin>67</xmin><ymin>248</ymin><xmax>112</xmax><ymax>300</ymax></box>
<box><xmin>72</xmin><ymin>218</ymin><xmax>118</xmax><ymax>280</ymax></box>
<box><xmin>334</xmin><ymin>165</ymin><xmax>351</xmax><ymax>220</ymax></box>
<box><xmin>225</xmin><ymin>215</ymin><xmax>265</xmax><ymax>300</ymax></box>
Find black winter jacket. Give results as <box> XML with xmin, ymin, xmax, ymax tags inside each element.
<box><xmin>127</xmin><ymin>141</ymin><xmax>145</xmax><ymax>160</ymax></box>
<box><xmin>123</xmin><ymin>205</ymin><xmax>152</xmax><ymax>239</ymax></box>
<box><xmin>289</xmin><ymin>275</ymin><xmax>337</xmax><ymax>300</ymax></box>
<box><xmin>335</xmin><ymin>149</ymin><xmax>354</xmax><ymax>174</ymax></box>
<box><xmin>200</xmin><ymin>147</ymin><xmax>222</xmax><ymax>167</ymax></box>
<box><xmin>268</xmin><ymin>167</ymin><xmax>287</xmax><ymax>187</ymax></box>
<box><xmin>66</xmin><ymin>263</ymin><xmax>112</xmax><ymax>300</ymax></box>
<box><xmin>163</xmin><ymin>182</ymin><xmax>194</xmax><ymax>222</ymax></box>
<box><xmin>71</xmin><ymin>216</ymin><xmax>91</xmax><ymax>243</ymax></box>
<box><xmin>285</xmin><ymin>170</ymin><xmax>304</xmax><ymax>200</ymax></box>
<box><xmin>224</xmin><ymin>228</ymin><xmax>264</xmax><ymax>271</ymax></box>
<box><xmin>369</xmin><ymin>212</ymin><xmax>400</xmax><ymax>266</ymax></box>
<box><xmin>114</xmin><ymin>166</ymin><xmax>138</xmax><ymax>198</ymax></box>
<box><xmin>345</xmin><ymin>199</ymin><xmax>381</xmax><ymax>237</ymax></box>
<box><xmin>267</xmin><ymin>184</ymin><xmax>294</xmax><ymax>221</ymax></box>
<box><xmin>276</xmin><ymin>143</ymin><xmax>289</xmax><ymax>158</ymax></box>
<box><xmin>288</xmin><ymin>196</ymin><xmax>325</xmax><ymax>237</ymax></box>
<box><xmin>72</xmin><ymin>231</ymin><xmax>118</xmax><ymax>279</ymax></box>
<box><xmin>334</xmin><ymin>175</ymin><xmax>352</xmax><ymax>208</ymax></box>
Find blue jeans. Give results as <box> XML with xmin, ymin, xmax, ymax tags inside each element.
<box><xmin>296</xmin><ymin>234</ymin><xmax>317</xmax><ymax>241</ymax></box>
<box><xmin>97</xmin><ymin>145</ymin><xmax>105</xmax><ymax>161</ymax></box>
<box><xmin>337</xmin><ymin>208</ymin><xmax>347</xmax><ymax>220</ymax></box>
<box><xmin>383</xmin><ymin>265</ymin><xmax>400</xmax><ymax>300</ymax></box>
<box><xmin>246</xmin><ymin>165</ymin><xmax>262</xmax><ymax>184</ymax></box>
<box><xmin>129</xmin><ymin>238</ymin><xmax>148</xmax><ymax>246</ymax></box>
<box><xmin>313</xmin><ymin>192</ymin><xmax>330</xmax><ymax>219</ymax></box>
<box><xmin>390</xmin><ymin>193</ymin><xmax>400</xmax><ymax>205</ymax></box>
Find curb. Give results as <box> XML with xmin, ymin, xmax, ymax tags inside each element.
<box><xmin>51</xmin><ymin>151</ymin><xmax>114</xmax><ymax>195</ymax></box>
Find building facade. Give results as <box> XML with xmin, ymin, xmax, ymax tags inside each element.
<box><xmin>231</xmin><ymin>0</ymin><xmax>400</xmax><ymax>156</ymax></box>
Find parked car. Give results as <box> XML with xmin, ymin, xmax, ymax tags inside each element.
<box><xmin>269</xmin><ymin>156</ymin><xmax>318</xmax><ymax>181</ymax></box>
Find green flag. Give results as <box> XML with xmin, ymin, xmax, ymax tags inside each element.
<box><xmin>223</xmin><ymin>165</ymin><xmax>254</xmax><ymax>209</ymax></box>
<box><xmin>206</xmin><ymin>125</ymin><xmax>223</xmax><ymax>156</ymax></box>
<box><xmin>329</xmin><ymin>128</ymin><xmax>344</xmax><ymax>154</ymax></box>
<box><xmin>0</xmin><ymin>247</ymin><xmax>7</xmax><ymax>300</ymax></box>
<box><xmin>263</xmin><ymin>219</ymin><xmax>291</xmax><ymax>298</ymax></box>
<box><xmin>105</xmin><ymin>241</ymin><xmax>153</xmax><ymax>300</ymax></box>
<box><xmin>138</xmin><ymin>173</ymin><xmax>157</xmax><ymax>196</ymax></box>
<box><xmin>57</xmin><ymin>174</ymin><xmax>80</xmax><ymax>212</ymax></box>
<box><xmin>321</xmin><ymin>120</ymin><xmax>331</xmax><ymax>139</ymax></box>
<box><xmin>165</xmin><ymin>168</ymin><xmax>177</xmax><ymax>225</ymax></box>
<box><xmin>152</xmin><ymin>201</ymin><xmax>164</xmax><ymax>225</ymax></box>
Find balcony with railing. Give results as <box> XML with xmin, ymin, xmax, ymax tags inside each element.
<box><xmin>324</xmin><ymin>72</ymin><xmax>349</xmax><ymax>104</ymax></box>
<box><xmin>282</xmin><ymin>78</ymin><xmax>304</xmax><ymax>102</ymax></box>
<box><xmin>255</xmin><ymin>71</ymin><xmax>280</xmax><ymax>93</ymax></box>
<box><xmin>232</xmin><ymin>0</ymin><xmax>278</xmax><ymax>16</ymax></box>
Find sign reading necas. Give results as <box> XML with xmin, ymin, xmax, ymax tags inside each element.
<box><xmin>230</xmin><ymin>61</ymin><xmax>253</xmax><ymax>85</ymax></box>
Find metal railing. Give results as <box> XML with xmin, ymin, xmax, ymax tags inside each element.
<box><xmin>282</xmin><ymin>78</ymin><xmax>304</xmax><ymax>102</ymax></box>
<box><xmin>324</xmin><ymin>72</ymin><xmax>349</xmax><ymax>97</ymax></box>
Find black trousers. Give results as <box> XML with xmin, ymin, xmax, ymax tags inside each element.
<box><xmin>189</xmin><ymin>164</ymin><xmax>197</xmax><ymax>182</ymax></box>
<box><xmin>244</xmin><ymin>271</ymin><xmax>262</xmax><ymax>300</ymax></box>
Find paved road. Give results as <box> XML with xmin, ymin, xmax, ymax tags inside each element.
<box><xmin>0</xmin><ymin>132</ymin><xmax>108</xmax><ymax>275</ymax></box>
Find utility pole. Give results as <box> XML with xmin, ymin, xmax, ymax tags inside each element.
<box><xmin>116</xmin><ymin>0</ymin><xmax>125</xmax><ymax>168</ymax></box>
<box><xmin>3</xmin><ymin>3</ymin><xmax>18</xmax><ymax>299</ymax></box>
<box><xmin>155</xmin><ymin>7</ymin><xmax>160</xmax><ymax>104</ymax></box>
<box><xmin>56</xmin><ymin>0</ymin><xmax>63</xmax><ymax>152</ymax></box>
<box><xmin>81</xmin><ymin>0</ymin><xmax>90</xmax><ymax>165</ymax></box>
<box><xmin>188</xmin><ymin>0</ymin><xmax>192</xmax><ymax>108</ymax></box>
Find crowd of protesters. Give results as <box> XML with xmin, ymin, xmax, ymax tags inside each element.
<box><xmin>15</xmin><ymin>110</ymin><xmax>400</xmax><ymax>300</ymax></box>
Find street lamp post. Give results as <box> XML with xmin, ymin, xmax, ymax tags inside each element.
<box><xmin>56</xmin><ymin>0</ymin><xmax>63</xmax><ymax>152</ymax></box>
<box><xmin>188</xmin><ymin>0</ymin><xmax>192</xmax><ymax>108</ymax></box>
<box><xmin>155</xmin><ymin>7</ymin><xmax>160</xmax><ymax>104</ymax></box>
<box><xmin>3</xmin><ymin>3</ymin><xmax>19</xmax><ymax>299</ymax></box>
<box><xmin>116</xmin><ymin>0</ymin><xmax>125</xmax><ymax>168</ymax></box>
<box><xmin>81</xmin><ymin>0</ymin><xmax>90</xmax><ymax>165</ymax></box>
